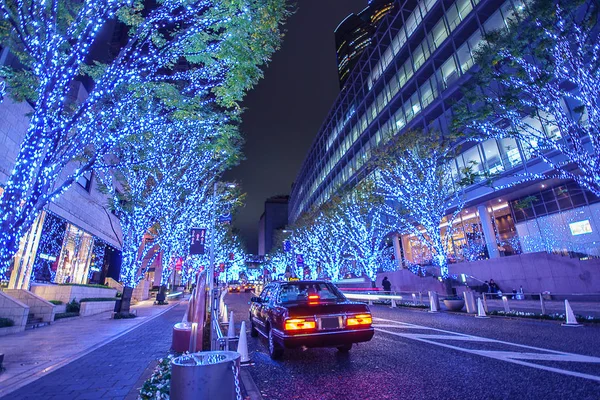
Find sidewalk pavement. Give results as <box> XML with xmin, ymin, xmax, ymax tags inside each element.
<box><xmin>0</xmin><ymin>298</ymin><xmax>185</xmax><ymax>398</ymax></box>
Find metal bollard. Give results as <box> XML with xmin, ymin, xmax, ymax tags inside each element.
<box><xmin>539</xmin><ymin>293</ymin><xmax>546</xmax><ymax>315</ymax></box>
<box><xmin>464</xmin><ymin>291</ymin><xmax>476</xmax><ymax>314</ymax></box>
<box><xmin>170</xmin><ymin>351</ymin><xmax>241</xmax><ymax>400</ymax></box>
<box><xmin>428</xmin><ymin>291</ymin><xmax>439</xmax><ymax>313</ymax></box>
<box><xmin>482</xmin><ymin>294</ymin><xmax>489</xmax><ymax>313</ymax></box>
<box><xmin>419</xmin><ymin>292</ymin><xmax>423</xmax><ymax>305</ymax></box>
<box><xmin>502</xmin><ymin>296</ymin><xmax>510</xmax><ymax>313</ymax></box>
<box><xmin>412</xmin><ymin>293</ymin><xmax>417</xmax><ymax>305</ymax></box>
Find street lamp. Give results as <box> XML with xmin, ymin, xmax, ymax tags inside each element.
<box><xmin>209</xmin><ymin>181</ymin><xmax>236</xmax><ymax>350</ymax></box>
<box><xmin>282</xmin><ymin>229</ymin><xmax>295</xmax><ymax>280</ymax></box>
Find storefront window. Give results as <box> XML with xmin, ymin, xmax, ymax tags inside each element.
<box><xmin>55</xmin><ymin>224</ymin><xmax>94</xmax><ymax>284</ymax></box>
<box><xmin>31</xmin><ymin>212</ymin><xmax>67</xmax><ymax>283</ymax></box>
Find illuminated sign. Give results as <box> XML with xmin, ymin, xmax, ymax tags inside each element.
<box><xmin>569</xmin><ymin>220</ymin><xmax>592</xmax><ymax>236</ymax></box>
<box><xmin>190</xmin><ymin>228</ymin><xmax>206</xmax><ymax>255</ymax></box>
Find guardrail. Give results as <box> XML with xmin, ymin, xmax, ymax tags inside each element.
<box><xmin>341</xmin><ymin>290</ymin><xmax>431</xmax><ymax>307</ymax></box>
<box><xmin>341</xmin><ymin>289</ymin><xmax>600</xmax><ymax>320</ymax></box>
<box><xmin>481</xmin><ymin>292</ymin><xmax>600</xmax><ymax>318</ymax></box>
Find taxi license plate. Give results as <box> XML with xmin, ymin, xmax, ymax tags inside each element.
<box><xmin>320</xmin><ymin>317</ymin><xmax>340</xmax><ymax>330</ymax></box>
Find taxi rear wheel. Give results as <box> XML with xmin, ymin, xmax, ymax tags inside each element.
<box><xmin>250</xmin><ymin>319</ymin><xmax>259</xmax><ymax>337</ymax></box>
<box><xmin>337</xmin><ymin>344</ymin><xmax>352</xmax><ymax>353</ymax></box>
<box><xmin>268</xmin><ymin>327</ymin><xmax>284</xmax><ymax>360</ymax></box>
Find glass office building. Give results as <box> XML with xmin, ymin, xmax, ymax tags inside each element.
<box><xmin>290</xmin><ymin>0</ymin><xmax>600</xmax><ymax>264</ymax></box>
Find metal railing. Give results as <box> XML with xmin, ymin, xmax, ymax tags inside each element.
<box><xmin>481</xmin><ymin>292</ymin><xmax>600</xmax><ymax>318</ymax></box>
<box><xmin>341</xmin><ymin>289</ymin><xmax>600</xmax><ymax>320</ymax></box>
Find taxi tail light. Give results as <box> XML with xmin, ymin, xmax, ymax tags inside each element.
<box><xmin>284</xmin><ymin>318</ymin><xmax>316</xmax><ymax>331</ymax></box>
<box><xmin>308</xmin><ymin>294</ymin><xmax>320</xmax><ymax>305</ymax></box>
<box><xmin>346</xmin><ymin>313</ymin><xmax>372</xmax><ymax>327</ymax></box>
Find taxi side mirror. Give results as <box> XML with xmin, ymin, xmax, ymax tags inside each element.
<box><xmin>250</xmin><ymin>296</ymin><xmax>263</xmax><ymax>303</ymax></box>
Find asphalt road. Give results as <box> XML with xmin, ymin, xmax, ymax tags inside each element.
<box><xmin>225</xmin><ymin>292</ymin><xmax>600</xmax><ymax>400</ymax></box>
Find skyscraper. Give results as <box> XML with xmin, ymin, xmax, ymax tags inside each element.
<box><xmin>335</xmin><ymin>0</ymin><xmax>395</xmax><ymax>89</ymax></box>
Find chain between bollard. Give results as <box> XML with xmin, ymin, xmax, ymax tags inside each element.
<box><xmin>232</xmin><ymin>361</ymin><xmax>242</xmax><ymax>400</ymax></box>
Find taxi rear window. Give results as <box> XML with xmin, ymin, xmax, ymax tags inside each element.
<box><xmin>277</xmin><ymin>283</ymin><xmax>344</xmax><ymax>304</ymax></box>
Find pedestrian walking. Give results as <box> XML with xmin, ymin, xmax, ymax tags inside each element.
<box><xmin>382</xmin><ymin>276</ymin><xmax>392</xmax><ymax>295</ymax></box>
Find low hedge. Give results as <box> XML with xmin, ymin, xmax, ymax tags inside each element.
<box><xmin>0</xmin><ymin>317</ymin><xmax>14</xmax><ymax>328</ymax></box>
<box><xmin>49</xmin><ymin>300</ymin><xmax>63</xmax><ymax>305</ymax></box>
<box><xmin>55</xmin><ymin>312</ymin><xmax>79</xmax><ymax>320</ymax></box>
<box><xmin>80</xmin><ymin>297</ymin><xmax>119</xmax><ymax>302</ymax></box>
<box><xmin>59</xmin><ymin>283</ymin><xmax>112</xmax><ymax>289</ymax></box>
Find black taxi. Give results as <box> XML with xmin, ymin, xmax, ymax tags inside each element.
<box><xmin>249</xmin><ymin>280</ymin><xmax>374</xmax><ymax>359</ymax></box>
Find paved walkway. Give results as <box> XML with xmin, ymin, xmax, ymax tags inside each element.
<box><xmin>0</xmin><ymin>300</ymin><xmax>186</xmax><ymax>399</ymax></box>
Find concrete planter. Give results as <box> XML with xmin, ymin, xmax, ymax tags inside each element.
<box><xmin>80</xmin><ymin>300</ymin><xmax>117</xmax><ymax>317</ymax></box>
<box><xmin>54</xmin><ymin>304</ymin><xmax>67</xmax><ymax>314</ymax></box>
<box><xmin>443</xmin><ymin>299</ymin><xmax>465</xmax><ymax>311</ymax></box>
<box><xmin>0</xmin><ymin>291</ymin><xmax>29</xmax><ymax>335</ymax></box>
<box><xmin>32</xmin><ymin>284</ymin><xmax>117</xmax><ymax>303</ymax></box>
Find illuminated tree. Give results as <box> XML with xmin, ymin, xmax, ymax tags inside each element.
<box><xmin>99</xmin><ymin>109</ymin><xmax>235</xmax><ymax>298</ymax></box>
<box><xmin>0</xmin><ymin>0</ymin><xmax>290</xmax><ymax>277</ymax></box>
<box><xmin>375</xmin><ymin>131</ymin><xmax>464</xmax><ymax>279</ymax></box>
<box><xmin>455</xmin><ymin>0</ymin><xmax>600</xmax><ymax>195</ymax></box>
<box><xmin>334</xmin><ymin>190</ymin><xmax>396</xmax><ymax>283</ymax></box>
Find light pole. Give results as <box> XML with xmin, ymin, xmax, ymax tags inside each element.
<box><xmin>283</xmin><ymin>229</ymin><xmax>294</xmax><ymax>280</ymax></box>
<box><xmin>209</xmin><ymin>181</ymin><xmax>235</xmax><ymax>350</ymax></box>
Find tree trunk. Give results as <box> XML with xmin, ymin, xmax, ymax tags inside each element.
<box><xmin>118</xmin><ymin>286</ymin><xmax>134</xmax><ymax>314</ymax></box>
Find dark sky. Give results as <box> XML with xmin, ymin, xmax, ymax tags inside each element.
<box><xmin>225</xmin><ymin>0</ymin><xmax>367</xmax><ymax>253</ymax></box>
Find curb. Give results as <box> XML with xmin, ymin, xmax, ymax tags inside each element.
<box><xmin>240</xmin><ymin>365</ymin><xmax>263</xmax><ymax>400</ymax></box>
<box><xmin>0</xmin><ymin>300</ymin><xmax>184</xmax><ymax>399</ymax></box>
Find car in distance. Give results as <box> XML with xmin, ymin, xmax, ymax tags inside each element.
<box><xmin>249</xmin><ymin>280</ymin><xmax>374</xmax><ymax>359</ymax></box>
<box><xmin>228</xmin><ymin>281</ymin><xmax>242</xmax><ymax>293</ymax></box>
<box><xmin>242</xmin><ymin>281</ymin><xmax>255</xmax><ymax>293</ymax></box>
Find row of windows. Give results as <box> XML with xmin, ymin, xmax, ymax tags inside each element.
<box><xmin>293</xmin><ymin>0</ymin><xmax>527</xmax><ymax>220</ymax></box>
<box><xmin>303</xmin><ymin>0</ymin><xmax>494</xmax><ymax>215</ymax></box>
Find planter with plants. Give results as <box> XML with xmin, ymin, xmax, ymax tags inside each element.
<box><xmin>443</xmin><ymin>296</ymin><xmax>465</xmax><ymax>311</ymax></box>
<box><xmin>50</xmin><ymin>300</ymin><xmax>66</xmax><ymax>313</ymax></box>
<box><xmin>79</xmin><ymin>298</ymin><xmax>118</xmax><ymax>317</ymax></box>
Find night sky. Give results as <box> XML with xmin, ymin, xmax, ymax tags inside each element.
<box><xmin>225</xmin><ymin>0</ymin><xmax>367</xmax><ymax>253</ymax></box>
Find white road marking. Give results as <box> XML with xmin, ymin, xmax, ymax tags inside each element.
<box><xmin>373</xmin><ymin>317</ymin><xmax>600</xmax><ymax>383</ymax></box>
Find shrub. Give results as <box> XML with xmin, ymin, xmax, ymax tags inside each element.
<box><xmin>0</xmin><ymin>317</ymin><xmax>14</xmax><ymax>328</ymax></box>
<box><xmin>114</xmin><ymin>312</ymin><xmax>137</xmax><ymax>319</ymax></box>
<box><xmin>49</xmin><ymin>300</ymin><xmax>63</xmax><ymax>305</ymax></box>
<box><xmin>80</xmin><ymin>297</ymin><xmax>118</xmax><ymax>302</ymax></box>
<box><xmin>54</xmin><ymin>312</ymin><xmax>79</xmax><ymax>320</ymax></box>
<box><xmin>66</xmin><ymin>299</ymin><xmax>80</xmax><ymax>313</ymax></box>
<box><xmin>59</xmin><ymin>283</ymin><xmax>111</xmax><ymax>289</ymax></box>
<box><xmin>139</xmin><ymin>354</ymin><xmax>176</xmax><ymax>399</ymax></box>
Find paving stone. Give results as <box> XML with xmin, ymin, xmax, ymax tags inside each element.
<box><xmin>4</xmin><ymin>304</ymin><xmax>185</xmax><ymax>400</ymax></box>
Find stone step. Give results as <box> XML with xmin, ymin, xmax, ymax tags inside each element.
<box><xmin>25</xmin><ymin>321</ymin><xmax>48</xmax><ymax>330</ymax></box>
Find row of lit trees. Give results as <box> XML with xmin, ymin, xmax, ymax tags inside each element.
<box><xmin>0</xmin><ymin>0</ymin><xmax>290</xmax><ymax>303</ymax></box>
<box><xmin>267</xmin><ymin>0</ymin><xmax>600</xmax><ymax>284</ymax></box>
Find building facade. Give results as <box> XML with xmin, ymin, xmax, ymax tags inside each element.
<box><xmin>335</xmin><ymin>0</ymin><xmax>395</xmax><ymax>89</ymax></box>
<box><xmin>290</xmin><ymin>0</ymin><xmax>600</xmax><ymax>290</ymax></box>
<box><xmin>258</xmin><ymin>195</ymin><xmax>289</xmax><ymax>256</ymax></box>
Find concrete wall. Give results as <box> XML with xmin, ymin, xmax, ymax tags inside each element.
<box><xmin>31</xmin><ymin>284</ymin><xmax>117</xmax><ymax>303</ymax></box>
<box><xmin>105</xmin><ymin>277</ymin><xmax>124</xmax><ymax>293</ymax></box>
<box><xmin>375</xmin><ymin>270</ymin><xmax>445</xmax><ymax>294</ymax></box>
<box><xmin>0</xmin><ymin>290</ymin><xmax>28</xmax><ymax>336</ymax></box>
<box><xmin>80</xmin><ymin>300</ymin><xmax>116</xmax><ymax>317</ymax></box>
<box><xmin>449</xmin><ymin>252</ymin><xmax>600</xmax><ymax>294</ymax></box>
<box><xmin>4</xmin><ymin>289</ymin><xmax>55</xmax><ymax>323</ymax></box>
<box><xmin>133</xmin><ymin>278</ymin><xmax>150</xmax><ymax>302</ymax></box>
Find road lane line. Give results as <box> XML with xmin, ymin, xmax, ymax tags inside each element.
<box><xmin>373</xmin><ymin>317</ymin><xmax>583</xmax><ymax>355</ymax></box>
<box><xmin>375</xmin><ymin>323</ymin><xmax>600</xmax><ymax>383</ymax></box>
